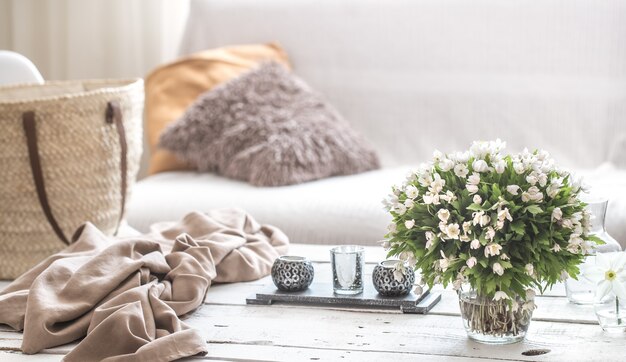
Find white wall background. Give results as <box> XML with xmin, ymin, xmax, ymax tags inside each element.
<box><xmin>0</xmin><ymin>0</ymin><xmax>189</xmax><ymax>80</ymax></box>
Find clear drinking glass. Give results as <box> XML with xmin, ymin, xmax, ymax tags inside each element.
<box><xmin>565</xmin><ymin>197</ymin><xmax>623</xmax><ymax>304</ymax></box>
<box><xmin>330</xmin><ymin>245</ymin><xmax>364</xmax><ymax>295</ymax></box>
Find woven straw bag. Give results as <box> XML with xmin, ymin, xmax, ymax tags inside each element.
<box><xmin>0</xmin><ymin>79</ymin><xmax>144</xmax><ymax>279</ymax></box>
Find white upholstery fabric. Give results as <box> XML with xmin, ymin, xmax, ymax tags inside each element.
<box><xmin>128</xmin><ymin>0</ymin><xmax>626</xmax><ymax>248</ymax></box>
<box><xmin>180</xmin><ymin>0</ymin><xmax>626</xmax><ymax>169</ymax></box>
<box><xmin>127</xmin><ymin>166</ymin><xmax>626</xmax><ymax>248</ymax></box>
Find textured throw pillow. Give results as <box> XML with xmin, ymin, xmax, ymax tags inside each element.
<box><xmin>145</xmin><ymin>43</ymin><xmax>291</xmax><ymax>174</ymax></box>
<box><xmin>159</xmin><ymin>62</ymin><xmax>380</xmax><ymax>186</ymax></box>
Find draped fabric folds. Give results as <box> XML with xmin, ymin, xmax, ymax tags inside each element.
<box><xmin>0</xmin><ymin>209</ymin><xmax>289</xmax><ymax>361</ymax></box>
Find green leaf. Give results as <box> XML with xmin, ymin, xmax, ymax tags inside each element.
<box><xmin>587</xmin><ymin>235</ymin><xmax>606</xmax><ymax>246</ymax></box>
<box><xmin>524</xmin><ymin>205</ymin><xmax>543</xmax><ymax>215</ymax></box>
<box><xmin>510</xmin><ymin>220</ymin><xmax>525</xmax><ymax>235</ymax></box>
<box><xmin>491</xmin><ymin>184</ymin><xmax>502</xmax><ymax>198</ymax></box>
<box><xmin>466</xmin><ymin>204</ymin><xmax>484</xmax><ymax>211</ymax></box>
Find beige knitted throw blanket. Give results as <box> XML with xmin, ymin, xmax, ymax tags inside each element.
<box><xmin>0</xmin><ymin>209</ymin><xmax>289</xmax><ymax>361</ymax></box>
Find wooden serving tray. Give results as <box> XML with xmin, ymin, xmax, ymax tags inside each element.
<box><xmin>246</xmin><ymin>282</ymin><xmax>441</xmax><ymax>314</ymax></box>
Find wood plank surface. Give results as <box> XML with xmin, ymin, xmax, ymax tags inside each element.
<box><xmin>0</xmin><ymin>244</ymin><xmax>623</xmax><ymax>362</ymax></box>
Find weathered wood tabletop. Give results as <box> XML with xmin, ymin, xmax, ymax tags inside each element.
<box><xmin>1</xmin><ymin>244</ymin><xmax>625</xmax><ymax>361</ymax></box>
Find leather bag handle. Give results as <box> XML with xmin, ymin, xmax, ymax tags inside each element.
<box><xmin>105</xmin><ymin>101</ymin><xmax>128</xmax><ymax>235</ymax></box>
<box><xmin>22</xmin><ymin>111</ymin><xmax>70</xmax><ymax>245</ymax></box>
<box><xmin>22</xmin><ymin>101</ymin><xmax>128</xmax><ymax>244</ymax></box>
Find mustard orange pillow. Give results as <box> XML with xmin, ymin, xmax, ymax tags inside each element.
<box><xmin>145</xmin><ymin>43</ymin><xmax>290</xmax><ymax>174</ymax></box>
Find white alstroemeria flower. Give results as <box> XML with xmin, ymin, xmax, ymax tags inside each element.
<box><xmin>468</xmin><ymin>172</ymin><xmax>481</xmax><ymax>185</ymax></box>
<box><xmin>454</xmin><ymin>163</ymin><xmax>469</xmax><ymax>178</ymax></box>
<box><xmin>472</xmin><ymin>194</ymin><xmax>482</xmax><ymax>205</ymax></box>
<box><xmin>439</xmin><ymin>251</ymin><xmax>451</xmax><ymax>271</ymax></box>
<box><xmin>551</xmin><ymin>243</ymin><xmax>561</xmax><ymax>252</ymax></box>
<box><xmin>470</xmin><ymin>239</ymin><xmax>481</xmax><ymax>249</ymax></box>
<box><xmin>387</xmin><ymin>223</ymin><xmax>397</xmax><ymax>234</ymax></box>
<box><xmin>405</xmin><ymin>219</ymin><xmax>416</xmax><ymax>229</ymax></box>
<box><xmin>561</xmin><ymin>218</ymin><xmax>574</xmax><ymax>229</ymax></box>
<box><xmin>551</xmin><ymin>207</ymin><xmax>562</xmax><ymax>222</ymax></box>
<box><xmin>484</xmin><ymin>242</ymin><xmax>502</xmax><ymax>257</ymax></box>
<box><xmin>425</xmin><ymin>240</ymin><xmax>434</xmax><ymax>250</ymax></box>
<box><xmin>521</xmin><ymin>186</ymin><xmax>543</xmax><ymax>203</ymax></box>
<box><xmin>444</xmin><ymin>190</ymin><xmax>457</xmax><ymax>202</ymax></box>
<box><xmin>399</xmin><ymin>251</ymin><xmax>411</xmax><ymax>261</ymax></box>
<box><xmin>525</xmin><ymin>263</ymin><xmax>534</xmax><ymax>276</ymax></box>
<box><xmin>471</xmin><ymin>211</ymin><xmax>491</xmax><ymax>227</ymax></box>
<box><xmin>446</xmin><ymin>223</ymin><xmax>461</xmax><ymax>239</ymax></box>
<box><xmin>392</xmin><ymin>185</ymin><xmax>402</xmax><ymax>196</ymax></box>
<box><xmin>437</xmin><ymin>209</ymin><xmax>451</xmax><ymax>223</ymax></box>
<box><xmin>526</xmin><ymin>289</ymin><xmax>536</xmax><ymax>301</ymax></box>
<box><xmin>423</xmin><ymin>192</ymin><xmax>440</xmax><ymax>205</ymax></box>
<box><xmin>566</xmin><ymin>234</ymin><xmax>584</xmax><ymax>254</ymax></box>
<box><xmin>462</xmin><ymin>221</ymin><xmax>472</xmax><ymax>233</ymax></box>
<box><xmin>404</xmin><ymin>198</ymin><xmax>415</xmax><ymax>209</ymax></box>
<box><xmin>380</xmin><ymin>240</ymin><xmax>391</xmax><ymax>249</ymax></box>
<box><xmin>571</xmin><ymin>176</ymin><xmax>590</xmax><ymax>194</ymax></box>
<box><xmin>393</xmin><ymin>203</ymin><xmax>407</xmax><ymax>215</ymax></box>
<box><xmin>546</xmin><ymin>180</ymin><xmax>562</xmax><ymax>199</ymax></box>
<box><xmin>493</xmin><ymin>291</ymin><xmax>510</xmax><ymax>301</ymax></box>
<box><xmin>497</xmin><ymin>207</ymin><xmax>513</xmax><ymax>222</ymax></box>
<box><xmin>438</xmin><ymin>222</ymin><xmax>447</xmax><ymax>234</ymax></box>
<box><xmin>492</xmin><ymin>262</ymin><xmax>505</xmax><ymax>276</ymax></box>
<box><xmin>526</xmin><ymin>173</ymin><xmax>538</xmax><ymax>185</ymax></box>
<box><xmin>430</xmin><ymin>173</ymin><xmax>446</xmax><ymax>194</ymax></box>
<box><xmin>455</xmin><ymin>151</ymin><xmax>470</xmax><ymax>163</ymax></box>
<box><xmin>393</xmin><ymin>269</ymin><xmax>405</xmax><ymax>283</ymax></box>
<box><xmin>485</xmin><ymin>226</ymin><xmax>496</xmax><ymax>240</ymax></box>
<box><xmin>584</xmin><ymin>252</ymin><xmax>626</xmax><ymax>302</ymax></box>
<box><xmin>490</xmin><ymin>139</ymin><xmax>507</xmax><ymax>153</ymax></box>
<box><xmin>459</xmin><ymin>234</ymin><xmax>470</xmax><ymax>242</ymax></box>
<box><xmin>425</xmin><ymin>231</ymin><xmax>435</xmax><ymax>242</ymax></box>
<box><xmin>513</xmin><ymin>162</ymin><xmax>526</xmax><ymax>174</ymax></box>
<box><xmin>472</xmin><ymin>159</ymin><xmax>489</xmax><ymax>173</ymax></box>
<box><xmin>471</xmin><ymin>211</ymin><xmax>481</xmax><ymax>226</ymax></box>
<box><xmin>466</xmin><ymin>256</ymin><xmax>477</xmax><ymax>268</ymax></box>
<box><xmin>418</xmin><ymin>175</ymin><xmax>432</xmax><ymax>188</ymax></box>
<box><xmin>440</xmin><ymin>158</ymin><xmax>455</xmax><ymax>172</ymax></box>
<box><xmin>495</xmin><ymin>219</ymin><xmax>505</xmax><ymax>230</ymax></box>
<box><xmin>405</xmin><ymin>185</ymin><xmax>419</xmax><ymax>199</ymax></box>
<box><xmin>452</xmin><ymin>277</ymin><xmax>464</xmax><ymax>291</ymax></box>
<box><xmin>433</xmin><ymin>150</ymin><xmax>444</xmax><ymax>162</ymax></box>
<box><xmin>500</xmin><ymin>253</ymin><xmax>510</xmax><ymax>260</ymax></box>
<box><xmin>493</xmin><ymin>159</ymin><xmax>506</xmax><ymax>174</ymax></box>
<box><xmin>522</xmin><ymin>299</ymin><xmax>537</xmax><ymax>312</ymax></box>
<box><xmin>537</xmin><ymin>173</ymin><xmax>548</xmax><ymax>187</ymax></box>
<box><xmin>506</xmin><ymin>185</ymin><xmax>520</xmax><ymax>196</ymax></box>
<box><xmin>466</xmin><ymin>184</ymin><xmax>479</xmax><ymax>194</ymax></box>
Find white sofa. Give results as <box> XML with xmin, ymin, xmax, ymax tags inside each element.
<box><xmin>127</xmin><ymin>0</ymin><xmax>626</xmax><ymax>248</ymax></box>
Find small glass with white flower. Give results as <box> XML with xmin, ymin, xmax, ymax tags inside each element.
<box><xmin>382</xmin><ymin>140</ymin><xmax>602</xmax><ymax>344</ymax></box>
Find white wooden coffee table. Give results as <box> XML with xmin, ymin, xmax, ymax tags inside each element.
<box><xmin>1</xmin><ymin>244</ymin><xmax>625</xmax><ymax>361</ymax></box>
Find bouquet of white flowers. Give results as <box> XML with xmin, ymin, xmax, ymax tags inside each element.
<box><xmin>383</xmin><ymin>140</ymin><xmax>602</xmax><ymax>342</ymax></box>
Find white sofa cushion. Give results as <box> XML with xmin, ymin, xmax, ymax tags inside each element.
<box><xmin>127</xmin><ymin>164</ymin><xmax>626</xmax><ymax>248</ymax></box>
<box><xmin>179</xmin><ymin>0</ymin><xmax>626</xmax><ymax>170</ymax></box>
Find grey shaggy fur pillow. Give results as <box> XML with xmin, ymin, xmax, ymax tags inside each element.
<box><xmin>159</xmin><ymin>62</ymin><xmax>380</xmax><ymax>186</ymax></box>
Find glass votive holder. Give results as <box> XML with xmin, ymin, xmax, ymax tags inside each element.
<box><xmin>372</xmin><ymin>260</ymin><xmax>415</xmax><ymax>297</ymax></box>
<box><xmin>330</xmin><ymin>245</ymin><xmax>364</xmax><ymax>295</ymax></box>
<box><xmin>271</xmin><ymin>256</ymin><xmax>315</xmax><ymax>292</ymax></box>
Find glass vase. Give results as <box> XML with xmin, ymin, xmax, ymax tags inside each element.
<box><xmin>594</xmin><ymin>293</ymin><xmax>626</xmax><ymax>333</ymax></box>
<box><xmin>565</xmin><ymin>197</ymin><xmax>622</xmax><ymax>304</ymax></box>
<box><xmin>458</xmin><ymin>288</ymin><xmax>534</xmax><ymax>344</ymax></box>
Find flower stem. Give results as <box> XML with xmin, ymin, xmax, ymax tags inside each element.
<box><xmin>617</xmin><ymin>296</ymin><xmax>622</xmax><ymax>325</ymax></box>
